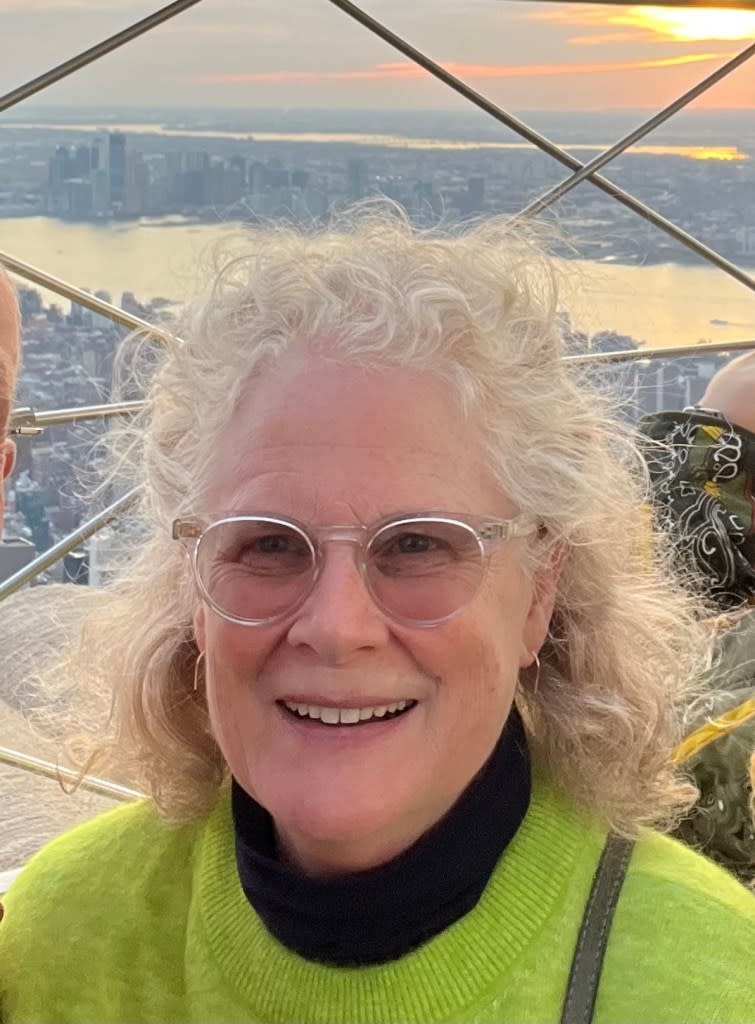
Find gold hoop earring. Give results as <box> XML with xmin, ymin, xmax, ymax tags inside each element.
<box><xmin>193</xmin><ymin>650</ymin><xmax>206</xmax><ymax>692</ymax></box>
<box><xmin>530</xmin><ymin>650</ymin><xmax>541</xmax><ymax>697</ymax></box>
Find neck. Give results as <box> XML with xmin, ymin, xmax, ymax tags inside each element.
<box><xmin>274</xmin><ymin>815</ymin><xmax>440</xmax><ymax>878</ymax></box>
<box><xmin>231</xmin><ymin>709</ymin><xmax>531</xmax><ymax>965</ymax></box>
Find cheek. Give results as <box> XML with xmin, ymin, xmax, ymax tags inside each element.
<box><xmin>409</xmin><ymin>622</ymin><xmax>515</xmax><ymax>712</ymax></box>
<box><xmin>438</xmin><ymin>587</ymin><xmax>531</xmax><ymax>710</ymax></box>
<box><xmin>204</xmin><ymin>618</ymin><xmax>276</xmax><ymax>673</ymax></box>
<box><xmin>202</xmin><ymin>622</ymin><xmax>279</xmax><ymax>730</ymax></box>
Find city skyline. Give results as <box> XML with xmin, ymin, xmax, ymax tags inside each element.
<box><xmin>1</xmin><ymin>1</ymin><xmax>754</xmax><ymax>112</ymax></box>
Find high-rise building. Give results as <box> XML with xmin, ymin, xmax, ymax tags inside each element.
<box><xmin>48</xmin><ymin>146</ymin><xmax>71</xmax><ymax>212</ymax></box>
<box><xmin>66</xmin><ymin>179</ymin><xmax>93</xmax><ymax>218</ymax></box>
<box><xmin>72</xmin><ymin>145</ymin><xmax>92</xmax><ymax>178</ymax></box>
<box><xmin>90</xmin><ymin>135</ymin><xmax>110</xmax><ymax>216</ymax></box>
<box><xmin>347</xmin><ymin>159</ymin><xmax>368</xmax><ymax>202</ymax></box>
<box><xmin>0</xmin><ymin>537</ymin><xmax>36</xmax><ymax>583</ymax></box>
<box><xmin>109</xmin><ymin>132</ymin><xmax>126</xmax><ymax>210</ymax></box>
<box><xmin>125</xmin><ymin>152</ymin><xmax>149</xmax><ymax>215</ymax></box>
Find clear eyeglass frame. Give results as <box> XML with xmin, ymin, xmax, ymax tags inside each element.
<box><xmin>172</xmin><ymin>510</ymin><xmax>539</xmax><ymax>629</ymax></box>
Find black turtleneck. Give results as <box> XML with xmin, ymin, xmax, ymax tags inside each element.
<box><xmin>232</xmin><ymin>708</ymin><xmax>530</xmax><ymax>967</ymax></box>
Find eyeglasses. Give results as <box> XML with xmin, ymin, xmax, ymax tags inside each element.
<box><xmin>173</xmin><ymin>511</ymin><xmax>538</xmax><ymax>628</ymax></box>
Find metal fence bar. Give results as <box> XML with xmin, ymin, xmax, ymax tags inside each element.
<box><xmin>0</xmin><ymin>251</ymin><xmax>178</xmax><ymax>342</ymax></box>
<box><xmin>519</xmin><ymin>41</ymin><xmax>755</xmax><ymax>219</ymax></box>
<box><xmin>5</xmin><ymin>334</ymin><xmax>754</xmax><ymax>436</ymax></box>
<box><xmin>0</xmin><ymin>486</ymin><xmax>142</xmax><ymax>602</ymax></box>
<box><xmin>327</xmin><ymin>0</ymin><xmax>755</xmax><ymax>293</ymax></box>
<box><xmin>0</xmin><ymin>0</ymin><xmax>205</xmax><ymax>114</ymax></box>
<box><xmin>9</xmin><ymin>401</ymin><xmax>145</xmax><ymax>435</ymax></box>
<box><xmin>564</xmin><ymin>337</ymin><xmax>755</xmax><ymax>366</ymax></box>
<box><xmin>0</xmin><ymin>746</ymin><xmax>141</xmax><ymax>802</ymax></box>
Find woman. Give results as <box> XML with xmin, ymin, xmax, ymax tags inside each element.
<box><xmin>1</xmin><ymin>211</ymin><xmax>753</xmax><ymax>1023</ymax></box>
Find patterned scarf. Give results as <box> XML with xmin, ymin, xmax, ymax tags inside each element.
<box><xmin>638</xmin><ymin>409</ymin><xmax>755</xmax><ymax>609</ymax></box>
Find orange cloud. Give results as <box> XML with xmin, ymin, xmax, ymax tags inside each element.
<box><xmin>197</xmin><ymin>52</ymin><xmax>733</xmax><ymax>86</ymax></box>
<box><xmin>568</xmin><ymin>33</ymin><xmax>644</xmax><ymax>47</ymax></box>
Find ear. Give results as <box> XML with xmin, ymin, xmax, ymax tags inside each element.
<box><xmin>519</xmin><ymin>541</ymin><xmax>567</xmax><ymax>668</ymax></box>
<box><xmin>193</xmin><ymin>605</ymin><xmax>207</xmax><ymax>654</ymax></box>
<box><xmin>1</xmin><ymin>438</ymin><xmax>15</xmax><ymax>481</ymax></box>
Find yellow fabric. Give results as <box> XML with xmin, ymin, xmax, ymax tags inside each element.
<box><xmin>673</xmin><ymin>697</ymin><xmax>755</xmax><ymax>763</ymax></box>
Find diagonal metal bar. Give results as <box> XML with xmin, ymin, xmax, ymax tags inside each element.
<box><xmin>564</xmin><ymin>337</ymin><xmax>755</xmax><ymax>365</ymax></box>
<box><xmin>4</xmin><ymin>334</ymin><xmax>753</xmax><ymax>436</ymax></box>
<box><xmin>326</xmin><ymin>0</ymin><xmax>755</xmax><ymax>293</ymax></box>
<box><xmin>0</xmin><ymin>0</ymin><xmax>205</xmax><ymax>114</ymax></box>
<box><xmin>0</xmin><ymin>486</ymin><xmax>142</xmax><ymax>602</ymax></box>
<box><xmin>9</xmin><ymin>401</ymin><xmax>145</xmax><ymax>435</ymax></box>
<box><xmin>0</xmin><ymin>746</ymin><xmax>141</xmax><ymax>802</ymax></box>
<box><xmin>520</xmin><ymin>41</ymin><xmax>755</xmax><ymax>219</ymax></box>
<box><xmin>0</xmin><ymin>251</ymin><xmax>178</xmax><ymax>343</ymax></box>
<box><xmin>3</xmin><ymin>335</ymin><xmax>752</xmax><ymax>594</ymax></box>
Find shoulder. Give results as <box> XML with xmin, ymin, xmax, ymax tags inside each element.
<box><xmin>0</xmin><ymin>797</ymin><xmax>208</xmax><ymax>1010</ymax></box>
<box><xmin>3</xmin><ymin>796</ymin><xmax>199</xmax><ymax>904</ymax></box>
<box><xmin>598</xmin><ymin>830</ymin><xmax>755</xmax><ymax>1023</ymax></box>
<box><xmin>626</xmin><ymin>828</ymin><xmax>755</xmax><ymax>920</ymax></box>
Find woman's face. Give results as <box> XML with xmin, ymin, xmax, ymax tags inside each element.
<box><xmin>194</xmin><ymin>350</ymin><xmax>557</xmax><ymax>876</ymax></box>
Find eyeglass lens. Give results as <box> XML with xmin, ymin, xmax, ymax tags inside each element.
<box><xmin>195</xmin><ymin>517</ymin><xmax>485</xmax><ymax>624</ymax></box>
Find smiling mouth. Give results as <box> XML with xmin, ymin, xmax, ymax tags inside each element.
<box><xmin>279</xmin><ymin>700</ymin><xmax>418</xmax><ymax>726</ymax></box>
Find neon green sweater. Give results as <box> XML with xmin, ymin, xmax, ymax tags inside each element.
<box><xmin>1</xmin><ymin>774</ymin><xmax>754</xmax><ymax>1023</ymax></box>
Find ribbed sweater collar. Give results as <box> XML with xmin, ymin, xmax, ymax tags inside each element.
<box><xmin>198</xmin><ymin>765</ymin><xmax>593</xmax><ymax>1024</ymax></box>
<box><xmin>231</xmin><ymin>711</ymin><xmax>530</xmax><ymax>966</ymax></box>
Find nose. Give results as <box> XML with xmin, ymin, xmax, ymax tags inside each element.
<box><xmin>285</xmin><ymin>543</ymin><xmax>391</xmax><ymax>663</ymax></box>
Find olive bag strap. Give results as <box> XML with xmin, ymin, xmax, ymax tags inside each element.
<box><xmin>560</xmin><ymin>833</ymin><xmax>636</xmax><ymax>1024</ymax></box>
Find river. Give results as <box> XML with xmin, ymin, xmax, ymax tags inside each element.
<box><xmin>9</xmin><ymin>123</ymin><xmax>749</xmax><ymax>160</ymax></box>
<box><xmin>2</xmin><ymin>216</ymin><xmax>754</xmax><ymax>349</ymax></box>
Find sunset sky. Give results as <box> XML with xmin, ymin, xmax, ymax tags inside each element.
<box><xmin>1</xmin><ymin>1</ymin><xmax>753</xmax><ymax>111</ymax></box>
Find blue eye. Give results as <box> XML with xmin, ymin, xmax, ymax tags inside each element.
<box><xmin>253</xmin><ymin>534</ymin><xmax>296</xmax><ymax>555</ymax></box>
<box><xmin>395</xmin><ymin>533</ymin><xmax>436</xmax><ymax>554</ymax></box>
<box><xmin>212</xmin><ymin>522</ymin><xmax>313</xmax><ymax>577</ymax></box>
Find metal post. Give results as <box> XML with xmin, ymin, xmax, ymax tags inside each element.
<box><xmin>0</xmin><ymin>487</ymin><xmax>142</xmax><ymax>602</ymax></box>
<box><xmin>0</xmin><ymin>251</ymin><xmax>178</xmax><ymax>342</ymax></box>
<box><xmin>0</xmin><ymin>0</ymin><xmax>205</xmax><ymax>114</ymax></box>
<box><xmin>9</xmin><ymin>401</ymin><xmax>146</xmax><ymax>436</ymax></box>
<box><xmin>564</xmin><ymin>337</ymin><xmax>755</xmax><ymax>366</ymax></box>
<box><xmin>519</xmin><ymin>42</ymin><xmax>755</xmax><ymax>219</ymax></box>
<box><xmin>327</xmin><ymin>0</ymin><xmax>755</xmax><ymax>292</ymax></box>
<box><xmin>0</xmin><ymin>746</ymin><xmax>141</xmax><ymax>802</ymax></box>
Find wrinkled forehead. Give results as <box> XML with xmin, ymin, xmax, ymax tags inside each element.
<box><xmin>206</xmin><ymin>350</ymin><xmax>509</xmax><ymax>518</ymax></box>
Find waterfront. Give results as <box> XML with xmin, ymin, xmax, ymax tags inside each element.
<box><xmin>8</xmin><ymin>123</ymin><xmax>749</xmax><ymax>161</ymax></box>
<box><xmin>2</xmin><ymin>217</ymin><xmax>754</xmax><ymax>349</ymax></box>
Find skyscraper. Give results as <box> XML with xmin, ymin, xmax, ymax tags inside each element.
<box><xmin>109</xmin><ymin>132</ymin><xmax>126</xmax><ymax>210</ymax></box>
<box><xmin>347</xmin><ymin>159</ymin><xmax>368</xmax><ymax>202</ymax></box>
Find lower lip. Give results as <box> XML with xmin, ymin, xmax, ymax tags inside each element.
<box><xmin>276</xmin><ymin>703</ymin><xmax>416</xmax><ymax>744</ymax></box>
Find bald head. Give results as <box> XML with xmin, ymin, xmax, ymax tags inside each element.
<box><xmin>0</xmin><ymin>269</ymin><xmax>19</xmax><ymax>530</ymax></box>
<box><xmin>701</xmin><ymin>350</ymin><xmax>755</xmax><ymax>435</ymax></box>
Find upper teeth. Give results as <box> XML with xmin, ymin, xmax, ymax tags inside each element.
<box><xmin>283</xmin><ymin>700</ymin><xmax>412</xmax><ymax>725</ymax></box>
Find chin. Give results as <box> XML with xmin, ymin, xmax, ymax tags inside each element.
<box><xmin>272</xmin><ymin>785</ymin><xmax>417</xmax><ymax>866</ymax></box>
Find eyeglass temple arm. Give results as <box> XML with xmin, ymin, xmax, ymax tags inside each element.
<box><xmin>172</xmin><ymin>518</ymin><xmax>203</xmax><ymax>541</ymax></box>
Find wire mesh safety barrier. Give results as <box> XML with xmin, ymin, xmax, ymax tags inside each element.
<box><xmin>3</xmin><ymin>0</ymin><xmax>754</xmax><ymax>584</ymax></box>
<box><xmin>1</xmin><ymin>0</ymin><xmax>754</xmax><ymax>800</ymax></box>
